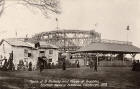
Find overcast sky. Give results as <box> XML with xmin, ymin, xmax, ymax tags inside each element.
<box><xmin>0</xmin><ymin>0</ymin><xmax>140</xmax><ymax>47</ymax></box>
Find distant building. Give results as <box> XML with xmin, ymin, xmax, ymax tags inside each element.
<box><xmin>31</xmin><ymin>29</ymin><xmax>101</xmax><ymax>52</ymax></box>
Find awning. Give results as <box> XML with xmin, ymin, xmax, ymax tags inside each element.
<box><xmin>76</xmin><ymin>42</ymin><xmax>140</xmax><ymax>54</ymax></box>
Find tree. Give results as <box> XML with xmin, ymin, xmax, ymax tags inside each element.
<box><xmin>0</xmin><ymin>0</ymin><xmax>61</xmax><ymax>17</ymax></box>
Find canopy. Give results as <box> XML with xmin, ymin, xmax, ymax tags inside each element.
<box><xmin>76</xmin><ymin>42</ymin><xmax>140</xmax><ymax>54</ymax></box>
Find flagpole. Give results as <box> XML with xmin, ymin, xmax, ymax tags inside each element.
<box><xmin>126</xmin><ymin>25</ymin><xmax>130</xmax><ymax>44</ymax></box>
<box><xmin>94</xmin><ymin>23</ymin><xmax>98</xmax><ymax>31</ymax></box>
<box><xmin>56</xmin><ymin>18</ymin><xmax>59</xmax><ymax>30</ymax></box>
<box><xmin>127</xmin><ymin>30</ymin><xmax>128</xmax><ymax>43</ymax></box>
<box><xmin>15</xmin><ymin>30</ymin><xmax>17</xmax><ymax>38</ymax></box>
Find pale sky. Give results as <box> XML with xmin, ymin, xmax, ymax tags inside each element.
<box><xmin>0</xmin><ymin>0</ymin><xmax>140</xmax><ymax>58</ymax></box>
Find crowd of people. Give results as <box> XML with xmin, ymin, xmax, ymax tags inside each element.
<box><xmin>3</xmin><ymin>52</ymin><xmax>139</xmax><ymax>73</ymax></box>
<box><xmin>38</xmin><ymin>56</ymin><xmax>55</xmax><ymax>72</ymax></box>
<box><xmin>38</xmin><ymin>55</ymin><xmax>68</xmax><ymax>72</ymax></box>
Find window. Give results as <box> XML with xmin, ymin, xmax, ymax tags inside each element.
<box><xmin>24</xmin><ymin>49</ymin><xmax>28</xmax><ymax>57</ymax></box>
<box><xmin>49</xmin><ymin>59</ymin><xmax>52</xmax><ymax>62</ymax></box>
<box><xmin>40</xmin><ymin>51</ymin><xmax>45</xmax><ymax>53</ymax></box>
<box><xmin>49</xmin><ymin>50</ymin><xmax>53</xmax><ymax>54</ymax></box>
<box><xmin>39</xmin><ymin>51</ymin><xmax>45</xmax><ymax>57</ymax></box>
<box><xmin>28</xmin><ymin>53</ymin><xmax>32</xmax><ymax>57</ymax></box>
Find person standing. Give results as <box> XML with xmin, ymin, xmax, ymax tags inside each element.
<box><xmin>94</xmin><ymin>59</ymin><xmax>98</xmax><ymax>72</ymax></box>
<box><xmin>75</xmin><ymin>59</ymin><xmax>80</xmax><ymax>68</ymax></box>
<box><xmin>8</xmin><ymin>51</ymin><xmax>15</xmax><ymax>71</ymax></box>
<box><xmin>38</xmin><ymin>57</ymin><xmax>44</xmax><ymax>72</ymax></box>
<box><xmin>89</xmin><ymin>58</ymin><xmax>93</xmax><ymax>69</ymax></box>
<box><xmin>2</xmin><ymin>57</ymin><xmax>7</xmax><ymax>71</ymax></box>
<box><xmin>52</xmin><ymin>62</ymin><xmax>54</xmax><ymax>69</ymax></box>
<box><xmin>132</xmin><ymin>60</ymin><xmax>136</xmax><ymax>71</ymax></box>
<box><xmin>28</xmin><ymin>62</ymin><xmax>32</xmax><ymax>71</ymax></box>
<box><xmin>62</xmin><ymin>56</ymin><xmax>66</xmax><ymax>70</ymax></box>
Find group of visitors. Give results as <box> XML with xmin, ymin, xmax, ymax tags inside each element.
<box><xmin>132</xmin><ymin>60</ymin><xmax>140</xmax><ymax>71</ymax></box>
<box><xmin>89</xmin><ymin>59</ymin><xmax>98</xmax><ymax>71</ymax></box>
<box><xmin>38</xmin><ymin>56</ymin><xmax>57</xmax><ymax>72</ymax></box>
<box><xmin>17</xmin><ymin>60</ymin><xmax>34</xmax><ymax>71</ymax></box>
<box><xmin>0</xmin><ymin>53</ymin><xmax>99</xmax><ymax>72</ymax></box>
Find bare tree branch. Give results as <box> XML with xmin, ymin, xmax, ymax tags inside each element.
<box><xmin>0</xmin><ymin>0</ymin><xmax>61</xmax><ymax>17</ymax></box>
<box><xmin>22</xmin><ymin>0</ymin><xmax>61</xmax><ymax>16</ymax></box>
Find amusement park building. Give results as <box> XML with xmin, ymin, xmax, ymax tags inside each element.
<box><xmin>30</xmin><ymin>29</ymin><xmax>101</xmax><ymax>52</ymax></box>
<box><xmin>0</xmin><ymin>39</ymin><xmax>59</xmax><ymax>70</ymax></box>
<box><xmin>0</xmin><ymin>39</ymin><xmax>37</xmax><ymax>70</ymax></box>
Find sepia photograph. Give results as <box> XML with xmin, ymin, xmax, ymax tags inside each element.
<box><xmin>0</xmin><ymin>0</ymin><xmax>140</xmax><ymax>89</ymax></box>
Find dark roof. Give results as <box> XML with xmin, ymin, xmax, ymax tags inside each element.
<box><xmin>0</xmin><ymin>38</ymin><xmax>34</xmax><ymax>48</ymax></box>
<box><xmin>41</xmin><ymin>29</ymin><xmax>100</xmax><ymax>34</ymax></box>
<box><xmin>76</xmin><ymin>42</ymin><xmax>140</xmax><ymax>53</ymax></box>
<box><xmin>37</xmin><ymin>41</ymin><xmax>58</xmax><ymax>49</ymax></box>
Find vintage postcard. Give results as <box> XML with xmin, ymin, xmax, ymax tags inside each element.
<box><xmin>0</xmin><ymin>0</ymin><xmax>140</xmax><ymax>89</ymax></box>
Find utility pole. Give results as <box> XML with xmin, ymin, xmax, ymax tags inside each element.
<box><xmin>64</xmin><ymin>30</ymin><xmax>66</xmax><ymax>53</ymax></box>
<box><xmin>91</xmin><ymin>23</ymin><xmax>98</xmax><ymax>42</ymax></box>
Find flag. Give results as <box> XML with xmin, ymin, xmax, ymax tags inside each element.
<box><xmin>126</xmin><ymin>25</ymin><xmax>130</xmax><ymax>30</ymax></box>
<box><xmin>26</xmin><ymin>34</ymin><xmax>28</xmax><ymax>38</ymax></box>
<box><xmin>95</xmin><ymin>23</ymin><xmax>98</xmax><ymax>27</ymax></box>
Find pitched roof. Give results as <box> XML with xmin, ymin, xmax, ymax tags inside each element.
<box><xmin>38</xmin><ymin>41</ymin><xmax>58</xmax><ymax>49</ymax></box>
<box><xmin>76</xmin><ymin>42</ymin><xmax>140</xmax><ymax>53</ymax></box>
<box><xmin>1</xmin><ymin>38</ymin><xmax>34</xmax><ymax>48</ymax></box>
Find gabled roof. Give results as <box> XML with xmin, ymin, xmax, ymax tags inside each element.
<box><xmin>76</xmin><ymin>42</ymin><xmax>140</xmax><ymax>54</ymax></box>
<box><xmin>0</xmin><ymin>38</ymin><xmax>35</xmax><ymax>48</ymax></box>
<box><xmin>37</xmin><ymin>41</ymin><xmax>58</xmax><ymax>49</ymax></box>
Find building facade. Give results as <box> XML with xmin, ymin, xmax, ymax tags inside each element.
<box><xmin>0</xmin><ymin>39</ymin><xmax>59</xmax><ymax>70</ymax></box>
<box><xmin>35</xmin><ymin>41</ymin><xmax>59</xmax><ymax>65</ymax></box>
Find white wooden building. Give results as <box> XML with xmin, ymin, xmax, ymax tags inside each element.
<box><xmin>0</xmin><ymin>39</ymin><xmax>59</xmax><ymax>70</ymax></box>
<box><xmin>0</xmin><ymin>39</ymin><xmax>37</xmax><ymax>70</ymax></box>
